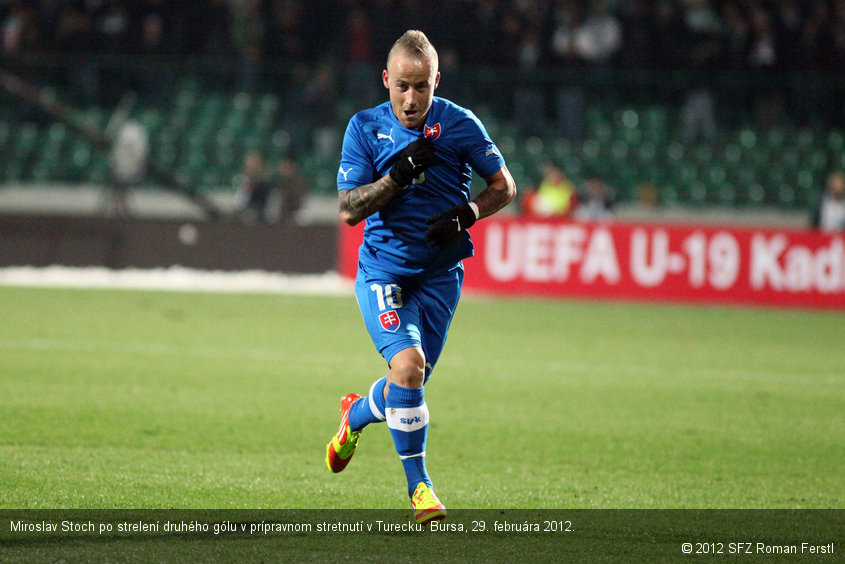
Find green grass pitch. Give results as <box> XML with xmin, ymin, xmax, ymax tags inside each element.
<box><xmin>1</xmin><ymin>285</ymin><xmax>841</xmax><ymax>511</ymax></box>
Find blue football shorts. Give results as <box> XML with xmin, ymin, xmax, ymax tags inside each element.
<box><xmin>354</xmin><ymin>260</ymin><xmax>464</xmax><ymax>381</ymax></box>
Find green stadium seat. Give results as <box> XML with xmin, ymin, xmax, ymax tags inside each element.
<box><xmin>641</xmin><ymin>106</ymin><xmax>668</xmax><ymax>130</ymax></box>
<box><xmin>621</xmin><ymin>126</ymin><xmax>642</xmax><ymax>146</ymax></box>
<box><xmin>746</xmin><ymin>183</ymin><xmax>766</xmax><ymax>206</ymax></box>
<box><xmin>737</xmin><ymin>128</ymin><xmax>757</xmax><ymax>150</ymax></box>
<box><xmin>634</xmin><ymin>141</ymin><xmax>657</xmax><ymax>165</ymax></box>
<box><xmin>14</xmin><ymin>122</ymin><xmax>39</xmax><ymax>160</ymax></box>
<box><xmin>827</xmin><ymin>130</ymin><xmax>844</xmax><ymax>153</ymax></box>
<box><xmin>767</xmin><ymin>164</ymin><xmax>786</xmax><ymax>186</ymax></box>
<box><xmin>775</xmin><ymin>184</ymin><xmax>795</xmax><ymax>208</ymax></box>
<box><xmin>795</xmin><ymin>128</ymin><xmax>817</xmax><ymax>150</ymax></box>
<box><xmin>665</xmin><ymin>140</ymin><xmax>685</xmax><ymax>163</ymax></box>
<box><xmin>689</xmin><ymin>181</ymin><xmax>707</xmax><ymax>206</ymax></box>
<box><xmin>0</xmin><ymin>120</ymin><xmax>10</xmax><ymax>151</ymax></box>
<box><xmin>86</xmin><ymin>155</ymin><xmax>109</xmax><ymax>184</ymax></box>
<box><xmin>764</xmin><ymin>127</ymin><xmax>786</xmax><ymax>149</ymax></box>
<box><xmin>589</xmin><ymin>122</ymin><xmax>612</xmax><ymax>145</ymax></box>
<box><xmin>585</xmin><ymin>105</ymin><xmax>610</xmax><ymax>129</ymax></box>
<box><xmin>705</xmin><ymin>163</ymin><xmax>727</xmax><ymax>186</ymax></box>
<box><xmin>779</xmin><ymin>146</ymin><xmax>800</xmax><ymax>169</ymax></box>
<box><xmin>716</xmin><ymin>183</ymin><xmax>738</xmax><ymax>206</ymax></box>
<box><xmin>691</xmin><ymin>143</ymin><xmax>714</xmax><ymax>165</ymax></box>
<box><xmin>561</xmin><ymin>153</ymin><xmax>583</xmax><ymax>177</ymax></box>
<box><xmin>673</xmin><ymin>162</ymin><xmax>697</xmax><ymax>186</ymax></box>
<box><xmin>610</xmin><ymin>140</ymin><xmax>629</xmax><ymax>161</ymax></box>
<box><xmin>551</xmin><ymin>138</ymin><xmax>572</xmax><ymax>159</ymax></box>
<box><xmin>4</xmin><ymin>159</ymin><xmax>24</xmax><ymax>182</ymax></box>
<box><xmin>580</xmin><ymin>138</ymin><xmax>601</xmax><ymax>161</ymax></box>
<box><xmin>616</xmin><ymin>107</ymin><xmax>639</xmax><ymax>129</ymax></box>
<box><xmin>734</xmin><ymin>166</ymin><xmax>757</xmax><ymax>187</ymax></box>
<box><xmin>30</xmin><ymin>162</ymin><xmax>52</xmax><ymax>182</ymax></box>
<box><xmin>659</xmin><ymin>184</ymin><xmax>678</xmax><ymax>206</ymax></box>
<box><xmin>806</xmin><ymin>149</ymin><xmax>829</xmax><ymax>174</ymax></box>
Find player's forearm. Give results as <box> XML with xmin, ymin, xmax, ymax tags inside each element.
<box><xmin>338</xmin><ymin>175</ymin><xmax>404</xmax><ymax>225</ymax></box>
<box><xmin>474</xmin><ymin>167</ymin><xmax>516</xmax><ymax>219</ymax></box>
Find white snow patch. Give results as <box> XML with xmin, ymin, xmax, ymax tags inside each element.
<box><xmin>0</xmin><ymin>265</ymin><xmax>353</xmax><ymax>295</ymax></box>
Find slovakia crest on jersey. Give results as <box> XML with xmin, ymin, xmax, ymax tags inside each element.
<box><xmin>379</xmin><ymin>311</ymin><xmax>401</xmax><ymax>332</ymax></box>
<box><xmin>424</xmin><ymin>123</ymin><xmax>441</xmax><ymax>139</ymax></box>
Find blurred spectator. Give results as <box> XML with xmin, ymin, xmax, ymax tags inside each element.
<box><xmin>301</xmin><ymin>62</ymin><xmax>340</xmax><ymax>159</ymax></box>
<box><xmin>748</xmin><ymin>5</ymin><xmax>778</xmax><ymax>70</ymax></box>
<box><xmin>236</xmin><ymin>151</ymin><xmax>272</xmax><ymax>223</ymax></box>
<box><xmin>679</xmin><ymin>0</ymin><xmax>721</xmax><ymax>143</ymax></box>
<box><xmin>56</xmin><ymin>3</ymin><xmax>99</xmax><ymax>106</ymax></box>
<box><xmin>791</xmin><ymin>2</ymin><xmax>828</xmax><ymax>127</ymax></box>
<box><xmin>106</xmin><ymin>119</ymin><xmax>149</xmax><ymax>217</ymax></box>
<box><xmin>821</xmin><ymin>19</ymin><xmax>845</xmax><ymax>128</ymax></box>
<box><xmin>652</xmin><ymin>0</ymin><xmax>688</xmax><ymax>72</ymax></box>
<box><xmin>575</xmin><ymin>3</ymin><xmax>622</xmax><ymax>66</ymax></box>
<box><xmin>276</xmin><ymin>156</ymin><xmax>307</xmax><ymax>225</ymax></box>
<box><xmin>512</xmin><ymin>20</ymin><xmax>546</xmax><ymax>136</ymax></box>
<box><xmin>521</xmin><ymin>164</ymin><xmax>578</xmax><ymax>218</ymax></box>
<box><xmin>94</xmin><ymin>0</ymin><xmax>130</xmax><ymax>53</ymax></box>
<box><xmin>575</xmin><ymin>176</ymin><xmax>615</xmax><ymax>223</ymax></box>
<box><xmin>747</xmin><ymin>4</ymin><xmax>784</xmax><ymax>129</ymax></box>
<box><xmin>230</xmin><ymin>0</ymin><xmax>264</xmax><ymax>93</ymax></box>
<box><xmin>137</xmin><ymin>13</ymin><xmax>168</xmax><ymax>106</ymax></box>
<box><xmin>717</xmin><ymin>2</ymin><xmax>751</xmax><ymax>126</ymax></box>
<box><xmin>811</xmin><ymin>171</ymin><xmax>845</xmax><ymax>232</ymax></box>
<box><xmin>1</xmin><ymin>2</ymin><xmax>40</xmax><ymax>57</ymax></box>
<box><xmin>342</xmin><ymin>6</ymin><xmax>378</xmax><ymax>109</ymax></box>
<box><xmin>550</xmin><ymin>1</ymin><xmax>587</xmax><ymax>139</ymax></box>
<box><xmin>681</xmin><ymin>87</ymin><xmax>718</xmax><ymax>144</ymax></box>
<box><xmin>196</xmin><ymin>0</ymin><xmax>236</xmax><ymax>89</ymax></box>
<box><xmin>636</xmin><ymin>181</ymin><xmax>661</xmax><ymax>209</ymax></box>
<box><xmin>266</xmin><ymin>0</ymin><xmax>306</xmax><ymax>61</ymax></box>
<box><xmin>199</xmin><ymin>0</ymin><xmax>234</xmax><ymax>58</ymax></box>
<box><xmin>461</xmin><ymin>0</ymin><xmax>501</xmax><ymax>67</ymax></box>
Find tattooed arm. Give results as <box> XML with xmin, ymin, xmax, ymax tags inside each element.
<box><xmin>338</xmin><ymin>175</ymin><xmax>405</xmax><ymax>226</ymax></box>
<box><xmin>473</xmin><ymin>165</ymin><xmax>517</xmax><ymax>219</ymax></box>
<box><xmin>339</xmin><ymin>163</ymin><xmax>515</xmax><ymax>227</ymax></box>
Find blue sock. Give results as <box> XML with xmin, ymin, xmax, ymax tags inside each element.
<box><xmin>385</xmin><ymin>383</ymin><xmax>431</xmax><ymax>497</ymax></box>
<box><xmin>347</xmin><ymin>377</ymin><xmax>387</xmax><ymax>432</ymax></box>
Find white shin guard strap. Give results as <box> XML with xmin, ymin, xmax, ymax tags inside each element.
<box><xmin>386</xmin><ymin>403</ymin><xmax>429</xmax><ymax>433</ymax></box>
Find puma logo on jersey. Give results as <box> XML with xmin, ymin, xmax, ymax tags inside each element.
<box><xmin>485</xmin><ymin>147</ymin><xmax>500</xmax><ymax>157</ymax></box>
<box><xmin>339</xmin><ymin>166</ymin><xmax>353</xmax><ymax>181</ymax></box>
<box><xmin>377</xmin><ymin>128</ymin><xmax>395</xmax><ymax>143</ymax></box>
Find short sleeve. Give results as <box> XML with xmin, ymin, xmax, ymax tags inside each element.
<box><xmin>337</xmin><ymin>118</ymin><xmax>376</xmax><ymax>191</ymax></box>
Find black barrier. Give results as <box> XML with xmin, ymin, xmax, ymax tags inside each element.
<box><xmin>0</xmin><ymin>215</ymin><xmax>337</xmax><ymax>273</ymax></box>
<box><xmin>0</xmin><ymin>509</ymin><xmax>840</xmax><ymax>563</ymax></box>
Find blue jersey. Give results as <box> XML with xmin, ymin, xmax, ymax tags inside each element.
<box><xmin>338</xmin><ymin>97</ymin><xmax>505</xmax><ymax>277</ymax></box>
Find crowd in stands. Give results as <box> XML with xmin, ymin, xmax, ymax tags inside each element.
<box><xmin>3</xmin><ymin>1</ymin><xmax>845</xmax><ymax>227</ymax></box>
<box><xmin>3</xmin><ymin>0</ymin><xmax>845</xmax><ymax>74</ymax></box>
<box><xmin>4</xmin><ymin>1</ymin><xmax>845</xmax><ymax>127</ymax></box>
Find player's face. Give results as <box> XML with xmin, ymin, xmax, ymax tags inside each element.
<box><xmin>383</xmin><ymin>54</ymin><xmax>439</xmax><ymax>130</ymax></box>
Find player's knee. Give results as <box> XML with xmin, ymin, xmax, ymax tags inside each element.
<box><xmin>388</xmin><ymin>348</ymin><xmax>426</xmax><ymax>389</ymax></box>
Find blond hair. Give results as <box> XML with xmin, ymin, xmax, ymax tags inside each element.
<box><xmin>387</xmin><ymin>30</ymin><xmax>439</xmax><ymax>71</ymax></box>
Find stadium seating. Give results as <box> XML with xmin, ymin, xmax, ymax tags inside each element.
<box><xmin>1</xmin><ymin>75</ymin><xmax>842</xmax><ymax>213</ymax></box>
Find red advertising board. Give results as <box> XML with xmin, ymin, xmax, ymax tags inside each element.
<box><xmin>337</xmin><ymin>218</ymin><xmax>845</xmax><ymax>309</ymax></box>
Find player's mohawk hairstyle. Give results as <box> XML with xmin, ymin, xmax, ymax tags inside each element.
<box><xmin>387</xmin><ymin>30</ymin><xmax>439</xmax><ymax>70</ymax></box>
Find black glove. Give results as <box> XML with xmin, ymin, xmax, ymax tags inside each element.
<box><xmin>425</xmin><ymin>203</ymin><xmax>477</xmax><ymax>249</ymax></box>
<box><xmin>388</xmin><ymin>134</ymin><xmax>435</xmax><ymax>187</ymax></box>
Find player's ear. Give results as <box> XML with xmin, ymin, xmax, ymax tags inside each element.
<box><xmin>433</xmin><ymin>72</ymin><xmax>440</xmax><ymax>91</ymax></box>
<box><xmin>382</xmin><ymin>69</ymin><xmax>390</xmax><ymax>90</ymax></box>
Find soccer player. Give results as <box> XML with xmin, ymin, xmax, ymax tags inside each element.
<box><xmin>326</xmin><ymin>30</ymin><xmax>516</xmax><ymax>524</ymax></box>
